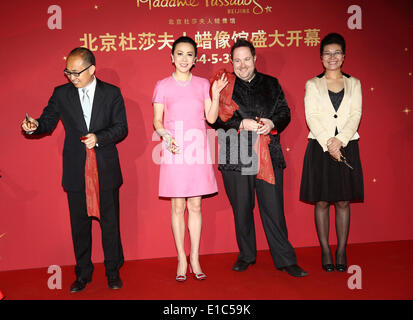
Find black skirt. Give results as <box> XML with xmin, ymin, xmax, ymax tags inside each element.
<box><xmin>300</xmin><ymin>139</ymin><xmax>364</xmax><ymax>202</ymax></box>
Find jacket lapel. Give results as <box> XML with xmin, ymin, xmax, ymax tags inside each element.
<box><xmin>319</xmin><ymin>76</ymin><xmax>337</xmax><ymax>113</ymax></box>
<box><xmin>340</xmin><ymin>76</ymin><xmax>351</xmax><ymax>112</ymax></box>
<box><xmin>89</xmin><ymin>78</ymin><xmax>104</xmax><ymax>132</ymax></box>
<box><xmin>67</xmin><ymin>84</ymin><xmax>88</xmax><ymax>134</ymax></box>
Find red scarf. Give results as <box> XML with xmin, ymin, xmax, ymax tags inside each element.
<box><xmin>210</xmin><ymin>69</ymin><xmax>277</xmax><ymax>185</ymax></box>
<box><xmin>81</xmin><ymin>137</ymin><xmax>100</xmax><ymax>219</ymax></box>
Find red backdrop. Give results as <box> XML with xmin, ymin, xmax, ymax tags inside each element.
<box><xmin>0</xmin><ymin>0</ymin><xmax>412</xmax><ymax>272</ymax></box>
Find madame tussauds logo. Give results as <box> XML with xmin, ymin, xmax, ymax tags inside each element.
<box><xmin>136</xmin><ymin>0</ymin><xmax>265</xmax><ymax>15</ymax></box>
<box><xmin>137</xmin><ymin>0</ymin><xmax>199</xmax><ymax>10</ymax></box>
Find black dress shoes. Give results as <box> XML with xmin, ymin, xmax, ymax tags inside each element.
<box><xmin>232</xmin><ymin>260</ymin><xmax>256</xmax><ymax>272</ymax></box>
<box><xmin>70</xmin><ymin>278</ymin><xmax>91</xmax><ymax>293</ymax></box>
<box><xmin>108</xmin><ymin>277</ymin><xmax>123</xmax><ymax>290</ymax></box>
<box><xmin>278</xmin><ymin>264</ymin><xmax>308</xmax><ymax>277</ymax></box>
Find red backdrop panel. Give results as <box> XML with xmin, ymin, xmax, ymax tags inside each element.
<box><xmin>0</xmin><ymin>0</ymin><xmax>412</xmax><ymax>271</ymax></box>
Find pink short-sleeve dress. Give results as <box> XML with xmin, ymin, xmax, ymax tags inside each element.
<box><xmin>152</xmin><ymin>74</ymin><xmax>218</xmax><ymax>197</ymax></box>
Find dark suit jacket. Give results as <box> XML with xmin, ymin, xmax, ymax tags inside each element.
<box><xmin>33</xmin><ymin>78</ymin><xmax>128</xmax><ymax>192</ymax></box>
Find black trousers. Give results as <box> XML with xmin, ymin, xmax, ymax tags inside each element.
<box><xmin>221</xmin><ymin>167</ymin><xmax>297</xmax><ymax>268</ymax></box>
<box><xmin>67</xmin><ymin>188</ymin><xmax>124</xmax><ymax>280</ymax></box>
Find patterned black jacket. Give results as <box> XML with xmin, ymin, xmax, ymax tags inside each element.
<box><xmin>209</xmin><ymin>71</ymin><xmax>290</xmax><ymax>171</ymax></box>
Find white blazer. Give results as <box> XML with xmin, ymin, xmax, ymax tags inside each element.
<box><xmin>304</xmin><ymin>73</ymin><xmax>362</xmax><ymax>152</ymax></box>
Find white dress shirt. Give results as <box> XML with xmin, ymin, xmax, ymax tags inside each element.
<box><xmin>79</xmin><ymin>76</ymin><xmax>97</xmax><ymax>130</ymax></box>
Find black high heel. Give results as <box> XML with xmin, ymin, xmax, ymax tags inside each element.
<box><xmin>321</xmin><ymin>250</ymin><xmax>334</xmax><ymax>272</ymax></box>
<box><xmin>322</xmin><ymin>264</ymin><xmax>335</xmax><ymax>272</ymax></box>
<box><xmin>335</xmin><ymin>263</ymin><xmax>347</xmax><ymax>272</ymax></box>
<box><xmin>335</xmin><ymin>251</ymin><xmax>347</xmax><ymax>272</ymax></box>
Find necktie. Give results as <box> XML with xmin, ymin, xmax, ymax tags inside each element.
<box><xmin>82</xmin><ymin>88</ymin><xmax>91</xmax><ymax>130</ymax></box>
<box><xmin>81</xmin><ymin>88</ymin><xmax>100</xmax><ymax>219</ymax></box>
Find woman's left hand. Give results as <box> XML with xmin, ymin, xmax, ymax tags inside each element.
<box><xmin>211</xmin><ymin>73</ymin><xmax>229</xmax><ymax>100</ymax></box>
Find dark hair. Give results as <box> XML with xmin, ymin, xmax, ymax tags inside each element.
<box><xmin>320</xmin><ymin>33</ymin><xmax>346</xmax><ymax>55</ymax></box>
<box><xmin>171</xmin><ymin>36</ymin><xmax>197</xmax><ymax>57</ymax></box>
<box><xmin>230</xmin><ymin>39</ymin><xmax>255</xmax><ymax>59</ymax></box>
<box><xmin>68</xmin><ymin>47</ymin><xmax>96</xmax><ymax>66</ymax></box>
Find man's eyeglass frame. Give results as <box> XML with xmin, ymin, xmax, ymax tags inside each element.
<box><xmin>64</xmin><ymin>64</ymin><xmax>93</xmax><ymax>77</ymax></box>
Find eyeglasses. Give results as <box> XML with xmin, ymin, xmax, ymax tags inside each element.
<box><xmin>64</xmin><ymin>65</ymin><xmax>92</xmax><ymax>77</ymax></box>
<box><xmin>322</xmin><ymin>51</ymin><xmax>344</xmax><ymax>59</ymax></box>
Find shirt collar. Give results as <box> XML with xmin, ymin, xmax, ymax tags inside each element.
<box><xmin>237</xmin><ymin>70</ymin><xmax>259</xmax><ymax>86</ymax></box>
<box><xmin>79</xmin><ymin>76</ymin><xmax>97</xmax><ymax>94</ymax></box>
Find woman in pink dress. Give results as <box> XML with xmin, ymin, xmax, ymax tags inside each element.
<box><xmin>152</xmin><ymin>36</ymin><xmax>227</xmax><ymax>282</ymax></box>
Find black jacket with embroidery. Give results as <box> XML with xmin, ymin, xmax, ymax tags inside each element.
<box><xmin>209</xmin><ymin>71</ymin><xmax>290</xmax><ymax>171</ymax></box>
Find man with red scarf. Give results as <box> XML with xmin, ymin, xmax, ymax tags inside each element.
<box><xmin>21</xmin><ymin>47</ymin><xmax>127</xmax><ymax>291</ymax></box>
<box><xmin>210</xmin><ymin>40</ymin><xmax>307</xmax><ymax>277</ymax></box>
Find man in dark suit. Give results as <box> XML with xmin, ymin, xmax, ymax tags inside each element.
<box><xmin>21</xmin><ymin>47</ymin><xmax>128</xmax><ymax>292</ymax></box>
<box><xmin>210</xmin><ymin>40</ymin><xmax>307</xmax><ymax>277</ymax></box>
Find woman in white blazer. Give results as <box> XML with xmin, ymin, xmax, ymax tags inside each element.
<box><xmin>300</xmin><ymin>33</ymin><xmax>364</xmax><ymax>273</ymax></box>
